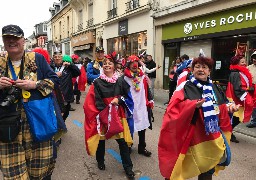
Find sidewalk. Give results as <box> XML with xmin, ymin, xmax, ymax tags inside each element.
<box><xmin>154</xmin><ymin>88</ymin><xmax>256</xmax><ymax>138</ymax></box>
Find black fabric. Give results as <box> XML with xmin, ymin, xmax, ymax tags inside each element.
<box><xmin>145</xmin><ymin>60</ymin><xmax>156</xmax><ymax>78</ymax></box>
<box><xmin>138</xmin><ymin>129</ymin><xmax>146</xmax><ymax>149</ymax></box>
<box><xmin>96</xmin><ymin>139</ymin><xmax>133</xmax><ymax>170</ymax></box>
<box><xmin>0</xmin><ymin>110</ymin><xmax>21</xmax><ymax>142</ymax></box>
<box><xmin>184</xmin><ymin>81</ymin><xmax>226</xmax><ymax>105</ymax></box>
<box><xmin>52</xmin><ymin>63</ymin><xmax>80</xmax><ymax>102</ymax></box>
<box><xmin>229</xmin><ymin>70</ymin><xmax>246</xmax><ymax>99</ymax></box>
<box><xmin>73</xmin><ymin>82</ymin><xmax>81</xmax><ymax>103</ymax></box>
<box><xmin>0</xmin><ymin>57</ymin><xmax>24</xmax><ymax>142</ymax></box>
<box><xmin>94</xmin><ymin>77</ymin><xmax>130</xmax><ymax>111</ymax></box>
<box><xmin>168</xmin><ymin>79</ymin><xmax>177</xmax><ymax>100</ymax></box>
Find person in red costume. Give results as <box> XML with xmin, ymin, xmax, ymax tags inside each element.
<box><xmin>226</xmin><ymin>55</ymin><xmax>254</xmax><ymax>143</ymax></box>
<box><xmin>71</xmin><ymin>54</ymin><xmax>87</xmax><ymax>104</ymax></box>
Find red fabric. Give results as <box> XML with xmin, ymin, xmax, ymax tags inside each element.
<box><xmin>143</xmin><ymin>77</ymin><xmax>153</xmax><ymax>108</ymax></box>
<box><xmin>83</xmin><ymin>85</ymin><xmax>101</xmax><ymax>155</ymax></box>
<box><xmin>78</xmin><ymin>66</ymin><xmax>87</xmax><ymax>91</ymax></box>
<box><xmin>158</xmin><ymin>89</ymin><xmax>197</xmax><ymax>178</ymax></box>
<box><xmin>98</xmin><ymin>104</ymin><xmax>124</xmax><ymax>139</ymax></box>
<box><xmin>177</xmin><ymin>69</ymin><xmax>190</xmax><ymax>87</ymax></box>
<box><xmin>230</xmin><ymin>65</ymin><xmax>253</xmax><ymax>87</ymax></box>
<box><xmin>169</xmin><ymin>66</ymin><xmax>177</xmax><ymax>79</ymax></box>
<box><xmin>158</xmin><ymin>88</ymin><xmax>232</xmax><ymax>178</ymax></box>
<box><xmin>72</xmin><ymin>78</ymin><xmax>76</xmax><ymax>85</ymax></box>
<box><xmin>226</xmin><ymin>74</ymin><xmax>254</xmax><ymax>122</ymax></box>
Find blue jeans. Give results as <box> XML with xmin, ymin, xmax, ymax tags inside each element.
<box><xmin>249</xmin><ymin>108</ymin><xmax>256</xmax><ymax>125</ymax></box>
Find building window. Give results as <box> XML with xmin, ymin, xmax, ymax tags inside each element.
<box><xmin>107</xmin><ymin>0</ymin><xmax>117</xmax><ymax>19</ymax></box>
<box><xmin>78</xmin><ymin>9</ymin><xmax>83</xmax><ymax>31</ymax></box>
<box><xmin>67</xmin><ymin>16</ymin><xmax>70</xmax><ymax>36</ymax></box>
<box><xmin>59</xmin><ymin>21</ymin><xmax>62</xmax><ymax>40</ymax></box>
<box><xmin>126</xmin><ymin>0</ymin><xmax>140</xmax><ymax>12</ymax></box>
<box><xmin>43</xmin><ymin>24</ymin><xmax>47</xmax><ymax>32</ymax></box>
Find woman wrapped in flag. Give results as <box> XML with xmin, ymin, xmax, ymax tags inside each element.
<box><xmin>158</xmin><ymin>56</ymin><xmax>234</xmax><ymax>180</ymax></box>
<box><xmin>83</xmin><ymin>52</ymin><xmax>135</xmax><ymax>179</ymax></box>
<box><xmin>226</xmin><ymin>55</ymin><xmax>254</xmax><ymax>143</ymax></box>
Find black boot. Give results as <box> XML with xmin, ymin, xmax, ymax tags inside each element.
<box><xmin>230</xmin><ymin>133</ymin><xmax>239</xmax><ymax>143</ymax></box>
<box><xmin>125</xmin><ymin>168</ymin><xmax>135</xmax><ymax>179</ymax></box>
<box><xmin>97</xmin><ymin>162</ymin><xmax>106</xmax><ymax>170</ymax></box>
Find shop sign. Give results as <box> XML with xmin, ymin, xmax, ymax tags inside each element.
<box><xmin>184</xmin><ymin>12</ymin><xmax>256</xmax><ymax>35</ymax></box>
<box><xmin>163</xmin><ymin>4</ymin><xmax>256</xmax><ymax>41</ymax></box>
<box><xmin>118</xmin><ymin>19</ymin><xmax>128</xmax><ymax>36</ymax></box>
<box><xmin>71</xmin><ymin>32</ymin><xmax>95</xmax><ymax>47</ymax></box>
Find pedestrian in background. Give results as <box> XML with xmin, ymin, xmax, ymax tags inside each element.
<box><xmin>145</xmin><ymin>54</ymin><xmax>157</xmax><ymax>99</ymax></box>
<box><xmin>246</xmin><ymin>52</ymin><xmax>256</xmax><ymax>128</ymax></box>
<box><xmin>164</xmin><ymin>57</ymin><xmax>181</xmax><ymax>105</ymax></box>
<box><xmin>0</xmin><ymin>24</ymin><xmax>59</xmax><ymax>180</ymax></box>
<box><xmin>72</xmin><ymin>54</ymin><xmax>87</xmax><ymax>104</ymax></box>
<box><xmin>87</xmin><ymin>46</ymin><xmax>105</xmax><ymax>84</ymax></box>
<box><xmin>51</xmin><ymin>53</ymin><xmax>80</xmax><ymax>120</ymax></box>
<box><xmin>226</xmin><ymin>55</ymin><xmax>254</xmax><ymax>143</ymax></box>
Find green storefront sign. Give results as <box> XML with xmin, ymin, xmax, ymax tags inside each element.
<box><xmin>162</xmin><ymin>4</ymin><xmax>256</xmax><ymax>41</ymax></box>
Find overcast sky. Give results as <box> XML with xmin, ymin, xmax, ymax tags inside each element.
<box><xmin>0</xmin><ymin>0</ymin><xmax>56</xmax><ymax>45</ymax></box>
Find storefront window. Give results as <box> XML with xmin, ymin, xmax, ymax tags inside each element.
<box><xmin>107</xmin><ymin>31</ymin><xmax>147</xmax><ymax>56</ymax></box>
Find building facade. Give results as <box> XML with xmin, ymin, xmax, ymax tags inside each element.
<box><xmin>102</xmin><ymin>0</ymin><xmax>155</xmax><ymax>57</ymax></box>
<box><xmin>49</xmin><ymin>0</ymin><xmax>73</xmax><ymax>56</ymax></box>
<box><xmin>34</xmin><ymin>22</ymin><xmax>48</xmax><ymax>49</ymax></box>
<box><xmin>153</xmin><ymin>0</ymin><xmax>256</xmax><ymax>89</ymax></box>
<box><xmin>69</xmin><ymin>0</ymin><xmax>96</xmax><ymax>59</ymax></box>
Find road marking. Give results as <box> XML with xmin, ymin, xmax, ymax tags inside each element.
<box><xmin>106</xmin><ymin>149</ymin><xmax>122</xmax><ymax>163</ymax></box>
<box><xmin>139</xmin><ymin>177</ymin><xmax>151</xmax><ymax>180</ymax></box>
<box><xmin>107</xmin><ymin>149</ymin><xmax>151</xmax><ymax>180</ymax></box>
<box><xmin>73</xmin><ymin>120</ymin><xmax>83</xmax><ymax>128</ymax></box>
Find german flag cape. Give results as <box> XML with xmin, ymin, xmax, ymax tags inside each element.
<box><xmin>83</xmin><ymin>84</ymin><xmax>133</xmax><ymax>156</ymax></box>
<box><xmin>158</xmin><ymin>83</ymin><xmax>232</xmax><ymax>179</ymax></box>
<box><xmin>226</xmin><ymin>66</ymin><xmax>254</xmax><ymax>123</ymax></box>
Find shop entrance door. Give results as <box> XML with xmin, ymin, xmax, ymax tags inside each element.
<box><xmin>163</xmin><ymin>43</ymin><xmax>178</xmax><ymax>90</ymax></box>
<box><xmin>212</xmin><ymin>36</ymin><xmax>247</xmax><ymax>85</ymax></box>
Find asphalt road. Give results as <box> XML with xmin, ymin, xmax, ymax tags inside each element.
<box><xmin>1</xmin><ymin>90</ymin><xmax>256</xmax><ymax>180</ymax></box>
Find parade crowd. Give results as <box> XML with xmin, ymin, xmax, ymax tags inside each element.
<box><xmin>0</xmin><ymin>24</ymin><xmax>256</xmax><ymax>180</ymax></box>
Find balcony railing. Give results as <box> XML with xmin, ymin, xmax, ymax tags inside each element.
<box><xmin>125</xmin><ymin>0</ymin><xmax>140</xmax><ymax>12</ymax></box>
<box><xmin>87</xmin><ymin>18</ymin><xmax>94</xmax><ymax>28</ymax></box>
<box><xmin>107</xmin><ymin>8</ymin><xmax>117</xmax><ymax>19</ymax></box>
<box><xmin>77</xmin><ymin>23</ymin><xmax>83</xmax><ymax>31</ymax></box>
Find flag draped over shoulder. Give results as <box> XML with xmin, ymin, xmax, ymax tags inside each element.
<box><xmin>83</xmin><ymin>85</ymin><xmax>101</xmax><ymax>156</ymax></box>
<box><xmin>158</xmin><ymin>83</ymin><xmax>232</xmax><ymax>180</ymax></box>
<box><xmin>83</xmin><ymin>84</ymin><xmax>133</xmax><ymax>156</ymax></box>
<box><xmin>226</xmin><ymin>66</ymin><xmax>254</xmax><ymax>123</ymax></box>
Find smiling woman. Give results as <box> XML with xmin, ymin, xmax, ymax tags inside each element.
<box><xmin>159</xmin><ymin>56</ymin><xmax>233</xmax><ymax>180</ymax></box>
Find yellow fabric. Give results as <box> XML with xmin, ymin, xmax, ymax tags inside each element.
<box><xmin>227</xmin><ymin>97</ymin><xmax>244</xmax><ymax>122</ymax></box>
<box><xmin>233</xmin><ymin>106</ymin><xmax>244</xmax><ymax>122</ymax></box>
<box><xmin>87</xmin><ymin>134</ymin><xmax>101</xmax><ymax>156</ymax></box>
<box><xmin>87</xmin><ymin>118</ymin><xmax>133</xmax><ymax>156</ymax></box>
<box><xmin>214</xmin><ymin>131</ymin><xmax>231</xmax><ymax>176</ymax></box>
<box><xmin>170</xmin><ymin>136</ymin><xmax>225</xmax><ymax>180</ymax></box>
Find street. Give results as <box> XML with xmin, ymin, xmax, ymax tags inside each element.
<box><xmin>51</xmin><ymin>90</ymin><xmax>256</xmax><ymax>180</ymax></box>
<box><xmin>1</xmin><ymin>89</ymin><xmax>256</xmax><ymax>180</ymax></box>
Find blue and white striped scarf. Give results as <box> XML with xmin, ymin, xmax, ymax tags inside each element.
<box><xmin>190</xmin><ymin>75</ymin><xmax>219</xmax><ymax>134</ymax></box>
